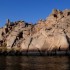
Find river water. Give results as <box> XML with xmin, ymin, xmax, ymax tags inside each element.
<box><xmin>0</xmin><ymin>56</ymin><xmax>70</xmax><ymax>70</ymax></box>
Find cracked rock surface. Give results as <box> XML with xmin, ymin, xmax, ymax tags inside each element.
<box><xmin>0</xmin><ymin>9</ymin><xmax>70</xmax><ymax>53</ymax></box>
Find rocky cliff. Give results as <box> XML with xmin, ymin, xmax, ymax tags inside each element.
<box><xmin>0</xmin><ymin>9</ymin><xmax>70</xmax><ymax>54</ymax></box>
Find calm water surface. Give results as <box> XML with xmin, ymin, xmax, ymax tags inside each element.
<box><xmin>0</xmin><ymin>56</ymin><xmax>70</xmax><ymax>70</ymax></box>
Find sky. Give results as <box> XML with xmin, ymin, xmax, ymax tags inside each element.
<box><xmin>0</xmin><ymin>0</ymin><xmax>70</xmax><ymax>27</ymax></box>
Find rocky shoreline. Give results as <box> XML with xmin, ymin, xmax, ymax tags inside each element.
<box><xmin>0</xmin><ymin>50</ymin><xmax>70</xmax><ymax>56</ymax></box>
<box><xmin>0</xmin><ymin>9</ymin><xmax>70</xmax><ymax>55</ymax></box>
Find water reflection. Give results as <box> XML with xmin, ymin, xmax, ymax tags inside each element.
<box><xmin>0</xmin><ymin>56</ymin><xmax>6</xmax><ymax>70</ymax></box>
<box><xmin>0</xmin><ymin>56</ymin><xmax>70</xmax><ymax>70</ymax></box>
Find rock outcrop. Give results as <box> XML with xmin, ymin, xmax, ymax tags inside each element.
<box><xmin>0</xmin><ymin>9</ymin><xmax>70</xmax><ymax>54</ymax></box>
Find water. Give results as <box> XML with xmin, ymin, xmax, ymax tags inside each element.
<box><xmin>0</xmin><ymin>56</ymin><xmax>70</xmax><ymax>70</ymax></box>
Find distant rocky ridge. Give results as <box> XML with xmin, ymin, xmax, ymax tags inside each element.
<box><xmin>0</xmin><ymin>9</ymin><xmax>70</xmax><ymax>55</ymax></box>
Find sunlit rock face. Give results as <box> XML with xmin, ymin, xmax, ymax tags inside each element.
<box><xmin>0</xmin><ymin>9</ymin><xmax>70</xmax><ymax>53</ymax></box>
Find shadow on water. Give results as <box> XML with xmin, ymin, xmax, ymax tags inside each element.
<box><xmin>0</xmin><ymin>56</ymin><xmax>70</xmax><ymax>70</ymax></box>
<box><xmin>0</xmin><ymin>56</ymin><xmax>6</xmax><ymax>70</ymax></box>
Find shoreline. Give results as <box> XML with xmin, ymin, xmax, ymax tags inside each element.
<box><xmin>0</xmin><ymin>50</ymin><xmax>70</xmax><ymax>56</ymax></box>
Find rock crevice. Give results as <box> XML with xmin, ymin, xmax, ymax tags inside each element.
<box><xmin>0</xmin><ymin>9</ymin><xmax>70</xmax><ymax>54</ymax></box>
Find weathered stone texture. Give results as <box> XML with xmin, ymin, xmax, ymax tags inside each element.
<box><xmin>0</xmin><ymin>9</ymin><xmax>70</xmax><ymax>52</ymax></box>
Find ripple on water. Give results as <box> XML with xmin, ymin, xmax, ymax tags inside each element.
<box><xmin>0</xmin><ymin>56</ymin><xmax>70</xmax><ymax>70</ymax></box>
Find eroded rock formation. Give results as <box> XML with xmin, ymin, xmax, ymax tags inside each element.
<box><xmin>0</xmin><ymin>9</ymin><xmax>70</xmax><ymax>54</ymax></box>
